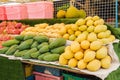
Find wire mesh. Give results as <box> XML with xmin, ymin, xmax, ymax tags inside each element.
<box><xmin>54</xmin><ymin>0</ymin><xmax>118</xmax><ymax>26</ymax></box>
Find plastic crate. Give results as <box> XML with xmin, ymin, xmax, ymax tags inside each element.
<box><xmin>25</xmin><ymin>1</ymin><xmax>54</xmax><ymax>19</ymax></box>
<box><xmin>5</xmin><ymin>4</ymin><xmax>28</xmax><ymax>20</ymax></box>
<box><xmin>33</xmin><ymin>65</ymin><xmax>61</xmax><ymax>76</ymax></box>
<box><xmin>62</xmin><ymin>73</ymin><xmax>88</xmax><ymax>80</ymax></box>
<box><xmin>0</xmin><ymin>6</ymin><xmax>7</xmax><ymax>20</ymax></box>
<box><xmin>33</xmin><ymin>72</ymin><xmax>63</xmax><ymax>80</ymax></box>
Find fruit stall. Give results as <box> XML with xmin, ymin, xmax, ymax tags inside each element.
<box><xmin>0</xmin><ymin>0</ymin><xmax>120</xmax><ymax>80</ymax></box>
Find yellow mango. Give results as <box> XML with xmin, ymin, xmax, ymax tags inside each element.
<box><xmin>80</xmin><ymin>40</ymin><xmax>90</xmax><ymax>49</ymax></box>
<box><xmin>75</xmin><ymin>19</ymin><xmax>86</xmax><ymax>26</ymax></box>
<box><xmin>86</xmin><ymin>19</ymin><xmax>94</xmax><ymax>26</ymax></box>
<box><xmin>90</xmin><ymin>40</ymin><xmax>102</xmax><ymax>50</ymax></box>
<box><xmin>77</xmin><ymin>59</ymin><xmax>87</xmax><ymax>70</ymax></box>
<box><xmin>96</xmin><ymin>46</ymin><xmax>108</xmax><ymax>59</ymax></box>
<box><xmin>85</xmin><ymin>16</ymin><xmax>92</xmax><ymax>21</ymax></box>
<box><xmin>92</xmin><ymin>16</ymin><xmax>100</xmax><ymax>21</ymax></box>
<box><xmin>79</xmin><ymin>25</ymin><xmax>87</xmax><ymax>31</ymax></box>
<box><xmin>70</xmin><ymin>41</ymin><xmax>80</xmax><ymax>53</ymax></box>
<box><xmin>87</xmin><ymin>26</ymin><xmax>95</xmax><ymax>32</ymax></box>
<box><xmin>77</xmin><ymin>33</ymin><xmax>87</xmax><ymax>42</ymax></box>
<box><xmin>101</xmin><ymin>55</ymin><xmax>111</xmax><ymax>69</ymax></box>
<box><xmin>71</xmin><ymin>24</ymin><xmax>79</xmax><ymax>31</ymax></box>
<box><xmin>83</xmin><ymin>50</ymin><xmax>96</xmax><ymax>62</ymax></box>
<box><xmin>87</xmin><ymin>59</ymin><xmax>101</xmax><ymax>71</ymax></box>
<box><xmin>94</xmin><ymin>25</ymin><xmax>107</xmax><ymax>33</ymax></box>
<box><xmin>74</xmin><ymin>51</ymin><xmax>84</xmax><ymax>60</ymax></box>
<box><xmin>87</xmin><ymin>32</ymin><xmax>97</xmax><ymax>42</ymax></box>
<box><xmin>63</xmin><ymin>50</ymin><xmax>74</xmax><ymax>59</ymax></box>
<box><xmin>59</xmin><ymin>54</ymin><xmax>68</xmax><ymax>65</ymax></box>
<box><xmin>68</xmin><ymin>58</ymin><xmax>78</xmax><ymax>68</ymax></box>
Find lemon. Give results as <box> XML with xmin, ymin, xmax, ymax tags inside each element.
<box><xmin>68</xmin><ymin>58</ymin><xmax>78</xmax><ymax>68</ymax></box>
<box><xmin>74</xmin><ymin>51</ymin><xmax>84</xmax><ymax>60</ymax></box>
<box><xmin>81</xmin><ymin>40</ymin><xmax>90</xmax><ymax>49</ymax></box>
<box><xmin>77</xmin><ymin>59</ymin><xmax>87</xmax><ymax>69</ymax></box>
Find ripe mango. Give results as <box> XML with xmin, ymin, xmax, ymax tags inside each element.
<box><xmin>87</xmin><ymin>59</ymin><xmax>101</xmax><ymax>71</ymax></box>
<box><xmin>96</xmin><ymin>46</ymin><xmax>108</xmax><ymax>59</ymax></box>
<box><xmin>101</xmin><ymin>56</ymin><xmax>111</xmax><ymax>69</ymax></box>
<box><xmin>77</xmin><ymin>59</ymin><xmax>87</xmax><ymax>70</ymax></box>
<box><xmin>83</xmin><ymin>50</ymin><xmax>96</xmax><ymax>62</ymax></box>
<box><xmin>68</xmin><ymin>58</ymin><xmax>78</xmax><ymax>68</ymax></box>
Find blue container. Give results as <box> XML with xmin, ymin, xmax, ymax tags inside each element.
<box><xmin>33</xmin><ymin>65</ymin><xmax>45</xmax><ymax>73</ymax></box>
<box><xmin>26</xmin><ymin>75</ymin><xmax>35</xmax><ymax>80</ymax></box>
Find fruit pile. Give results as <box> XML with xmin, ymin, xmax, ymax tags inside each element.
<box><xmin>21</xmin><ymin>16</ymin><xmax>115</xmax><ymax>45</ymax></box>
<box><xmin>0</xmin><ymin>21</ymin><xmax>28</xmax><ymax>34</ymax></box>
<box><xmin>59</xmin><ymin>41</ymin><xmax>111</xmax><ymax>72</ymax></box>
<box><xmin>60</xmin><ymin>16</ymin><xmax>115</xmax><ymax>44</ymax></box>
<box><xmin>21</xmin><ymin>23</ymin><xmax>63</xmax><ymax>38</ymax></box>
<box><xmin>56</xmin><ymin>5</ymin><xmax>86</xmax><ymax>18</ymax></box>
<box><xmin>0</xmin><ymin>21</ymin><xmax>28</xmax><ymax>48</ymax></box>
<box><xmin>0</xmin><ymin>35</ymin><xmax>66</xmax><ymax>61</ymax></box>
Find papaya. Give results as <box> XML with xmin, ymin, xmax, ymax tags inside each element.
<box><xmin>5</xmin><ymin>45</ymin><xmax>18</xmax><ymax>55</ymax></box>
<box><xmin>31</xmin><ymin>41</ymin><xmax>39</xmax><ymax>48</ymax></box>
<box><xmin>39</xmin><ymin>45</ymin><xmax>49</xmax><ymax>53</ymax></box>
<box><xmin>37</xmin><ymin>42</ymin><xmax>48</xmax><ymax>49</ymax></box>
<box><xmin>14</xmin><ymin>50</ymin><xmax>28</xmax><ymax>57</ymax></box>
<box><xmin>51</xmin><ymin>46</ymin><xmax>65</xmax><ymax>54</ymax></box>
<box><xmin>38</xmin><ymin>52</ymin><xmax>51</xmax><ymax>60</ymax></box>
<box><xmin>34</xmin><ymin>35</ymin><xmax>49</xmax><ymax>43</ymax></box>
<box><xmin>2</xmin><ymin>39</ymin><xmax>20</xmax><ymax>47</ymax></box>
<box><xmin>14</xmin><ymin>50</ymin><xmax>20</xmax><ymax>57</ymax></box>
<box><xmin>22</xmin><ymin>48</ymin><xmax>38</xmax><ymax>59</ymax></box>
<box><xmin>18</xmin><ymin>39</ymin><xmax>33</xmax><ymax>50</ymax></box>
<box><xmin>24</xmin><ymin>35</ymin><xmax>35</xmax><ymax>40</ymax></box>
<box><xmin>30</xmin><ymin>51</ymin><xmax>40</xmax><ymax>59</ymax></box>
<box><xmin>15</xmin><ymin>35</ymin><xmax>24</xmax><ymax>41</ymax></box>
<box><xmin>43</xmin><ymin>54</ymin><xmax>60</xmax><ymax>61</ymax></box>
<box><xmin>0</xmin><ymin>47</ymin><xmax>9</xmax><ymax>54</ymax></box>
<box><xmin>49</xmin><ymin>38</ymin><xmax>66</xmax><ymax>49</ymax></box>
